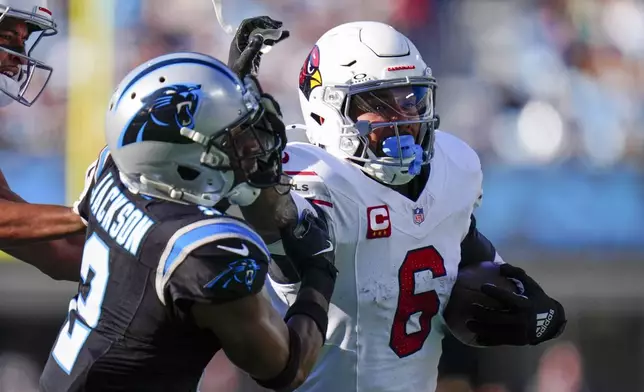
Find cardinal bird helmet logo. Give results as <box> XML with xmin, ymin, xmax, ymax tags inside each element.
<box><xmin>299</xmin><ymin>45</ymin><xmax>322</xmax><ymax>100</ymax></box>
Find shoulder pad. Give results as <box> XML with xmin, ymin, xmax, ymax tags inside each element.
<box><xmin>433</xmin><ymin>130</ymin><xmax>483</xmax><ymax>208</ymax></box>
<box><xmin>72</xmin><ymin>146</ymin><xmax>113</xmax><ymax>225</ymax></box>
<box><xmin>281</xmin><ymin>142</ymin><xmax>334</xmax><ymax>208</ymax></box>
<box><xmin>282</xmin><ymin>142</ymin><xmax>368</xmax><ymax>209</ymax></box>
<box><xmin>154</xmin><ymin>216</ymin><xmax>270</xmax><ymax>305</ymax></box>
<box><xmin>434</xmin><ymin>131</ymin><xmax>481</xmax><ymax>175</ymax></box>
<box><xmin>94</xmin><ymin>146</ymin><xmax>113</xmax><ymax>181</ymax></box>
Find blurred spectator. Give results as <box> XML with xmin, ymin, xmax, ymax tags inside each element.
<box><xmin>0</xmin><ymin>352</ymin><xmax>40</xmax><ymax>392</ymax></box>
<box><xmin>528</xmin><ymin>341</ymin><xmax>587</xmax><ymax>392</ymax></box>
<box><xmin>8</xmin><ymin>0</ymin><xmax>644</xmax><ymax>166</ymax></box>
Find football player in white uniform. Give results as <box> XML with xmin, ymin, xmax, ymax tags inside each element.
<box><xmin>0</xmin><ymin>0</ymin><xmax>86</xmax><ymax>280</ymax></box>
<box><xmin>225</xmin><ymin>18</ymin><xmax>567</xmax><ymax>392</ymax></box>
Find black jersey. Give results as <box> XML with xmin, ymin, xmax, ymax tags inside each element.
<box><xmin>40</xmin><ymin>149</ymin><xmax>270</xmax><ymax>392</ymax></box>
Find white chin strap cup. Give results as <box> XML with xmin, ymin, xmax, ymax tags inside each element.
<box><xmin>226</xmin><ymin>182</ymin><xmax>261</xmax><ymax>206</ymax></box>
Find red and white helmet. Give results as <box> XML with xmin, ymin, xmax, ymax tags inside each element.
<box><xmin>0</xmin><ymin>0</ymin><xmax>57</xmax><ymax>107</ymax></box>
<box><xmin>298</xmin><ymin>22</ymin><xmax>439</xmax><ymax>185</ymax></box>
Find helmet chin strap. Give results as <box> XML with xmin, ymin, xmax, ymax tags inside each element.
<box><xmin>226</xmin><ymin>182</ymin><xmax>261</xmax><ymax>206</ymax></box>
<box><xmin>363</xmin><ymin>162</ymin><xmax>416</xmax><ymax>186</ymax></box>
<box><xmin>360</xmin><ymin>134</ymin><xmax>424</xmax><ymax>186</ymax></box>
<box><xmin>122</xmin><ymin>171</ymin><xmax>261</xmax><ymax>208</ymax></box>
<box><xmin>138</xmin><ymin>174</ymin><xmax>224</xmax><ymax>207</ymax></box>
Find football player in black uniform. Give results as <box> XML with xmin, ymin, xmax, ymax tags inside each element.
<box><xmin>0</xmin><ymin>1</ymin><xmax>85</xmax><ymax>280</ymax></box>
<box><xmin>39</xmin><ymin>51</ymin><xmax>337</xmax><ymax>392</ymax></box>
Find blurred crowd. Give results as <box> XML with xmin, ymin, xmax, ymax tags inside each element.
<box><xmin>3</xmin><ymin>0</ymin><xmax>644</xmax><ymax>169</ymax></box>
<box><xmin>3</xmin><ymin>0</ymin><xmax>644</xmax><ymax>248</ymax></box>
<box><xmin>0</xmin><ymin>0</ymin><xmax>643</xmax><ymax>245</ymax></box>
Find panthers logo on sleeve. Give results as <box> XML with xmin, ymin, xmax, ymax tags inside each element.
<box><xmin>117</xmin><ymin>84</ymin><xmax>202</xmax><ymax>147</ymax></box>
<box><xmin>204</xmin><ymin>258</ymin><xmax>262</xmax><ymax>292</ymax></box>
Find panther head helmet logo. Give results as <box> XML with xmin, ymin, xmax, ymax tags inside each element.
<box><xmin>118</xmin><ymin>83</ymin><xmax>202</xmax><ymax>147</ymax></box>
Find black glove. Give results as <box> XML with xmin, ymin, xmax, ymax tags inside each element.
<box><xmin>243</xmin><ymin>74</ymin><xmax>287</xmax><ymax>165</ymax></box>
<box><xmin>228</xmin><ymin>16</ymin><xmax>290</xmax><ymax>78</ymax></box>
<box><xmin>279</xmin><ymin>209</ymin><xmax>337</xmax><ymax>302</ymax></box>
<box><xmin>466</xmin><ymin>264</ymin><xmax>567</xmax><ymax>346</ymax></box>
<box><xmin>244</xmin><ymin>74</ymin><xmax>284</xmax><ymax>122</ymax></box>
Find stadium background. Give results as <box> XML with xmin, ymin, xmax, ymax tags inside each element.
<box><xmin>1</xmin><ymin>0</ymin><xmax>643</xmax><ymax>390</ymax></box>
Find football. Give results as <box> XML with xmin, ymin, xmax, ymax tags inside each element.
<box><xmin>443</xmin><ymin>261</ymin><xmax>520</xmax><ymax>347</ymax></box>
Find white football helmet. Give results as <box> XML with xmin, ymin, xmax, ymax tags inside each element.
<box><xmin>105</xmin><ymin>52</ymin><xmax>285</xmax><ymax>207</ymax></box>
<box><xmin>298</xmin><ymin>21</ymin><xmax>439</xmax><ymax>185</ymax></box>
<box><xmin>0</xmin><ymin>0</ymin><xmax>57</xmax><ymax>106</ymax></box>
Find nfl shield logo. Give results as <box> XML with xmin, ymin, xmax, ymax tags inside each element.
<box><xmin>413</xmin><ymin>207</ymin><xmax>425</xmax><ymax>225</ymax></box>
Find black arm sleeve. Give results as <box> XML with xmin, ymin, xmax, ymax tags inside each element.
<box><xmin>165</xmin><ymin>237</ymin><xmax>269</xmax><ymax>311</ymax></box>
<box><xmin>268</xmin><ymin>199</ymin><xmax>328</xmax><ymax>284</ymax></box>
<box><xmin>459</xmin><ymin>215</ymin><xmax>497</xmax><ymax>269</ymax></box>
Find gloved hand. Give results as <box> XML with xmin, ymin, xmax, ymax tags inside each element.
<box><xmin>244</xmin><ymin>74</ymin><xmax>284</xmax><ymax>122</ymax></box>
<box><xmin>240</xmin><ymin>74</ymin><xmax>287</xmax><ymax>188</ymax></box>
<box><xmin>228</xmin><ymin>16</ymin><xmax>290</xmax><ymax>78</ymax></box>
<box><xmin>466</xmin><ymin>264</ymin><xmax>567</xmax><ymax>346</ymax></box>
<box><xmin>279</xmin><ymin>209</ymin><xmax>337</xmax><ymax>301</ymax></box>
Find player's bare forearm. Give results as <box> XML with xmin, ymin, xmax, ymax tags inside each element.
<box><xmin>240</xmin><ymin>187</ymin><xmax>298</xmax><ymax>243</ymax></box>
<box><xmin>192</xmin><ymin>294</ymin><xmax>290</xmax><ymax>380</ymax></box>
<box><xmin>0</xmin><ymin>173</ymin><xmax>84</xmax><ymax>281</ymax></box>
<box><xmin>0</xmin><ymin>200</ymin><xmax>86</xmax><ymax>246</ymax></box>
<box><xmin>193</xmin><ymin>288</ymin><xmax>327</xmax><ymax>391</ymax></box>
<box><xmin>3</xmin><ymin>234</ymin><xmax>84</xmax><ymax>281</ymax></box>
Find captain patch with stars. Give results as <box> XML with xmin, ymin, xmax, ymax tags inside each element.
<box><xmin>118</xmin><ymin>83</ymin><xmax>202</xmax><ymax>147</ymax></box>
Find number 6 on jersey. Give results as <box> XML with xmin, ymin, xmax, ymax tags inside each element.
<box><xmin>389</xmin><ymin>246</ymin><xmax>446</xmax><ymax>358</ymax></box>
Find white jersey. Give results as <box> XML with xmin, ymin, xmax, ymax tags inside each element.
<box><xmin>266</xmin><ymin>131</ymin><xmax>483</xmax><ymax>392</ymax></box>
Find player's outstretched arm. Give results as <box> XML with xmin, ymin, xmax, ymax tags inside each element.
<box><xmin>0</xmin><ymin>171</ymin><xmax>85</xmax><ymax>245</ymax></box>
<box><xmin>0</xmin><ymin>170</ymin><xmax>84</xmax><ymax>281</ymax></box>
<box><xmin>0</xmin><ymin>200</ymin><xmax>84</xmax><ymax>281</ymax></box>
<box><xmin>0</xmin><ymin>200</ymin><xmax>85</xmax><ymax>246</ymax></box>
<box><xmin>172</xmin><ymin>213</ymin><xmax>336</xmax><ymax>391</ymax></box>
<box><xmin>192</xmin><ymin>287</ymin><xmax>325</xmax><ymax>391</ymax></box>
<box><xmin>226</xmin><ymin>18</ymin><xmax>307</xmax><ymax>246</ymax></box>
<box><xmin>2</xmin><ymin>233</ymin><xmax>83</xmax><ymax>281</ymax></box>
